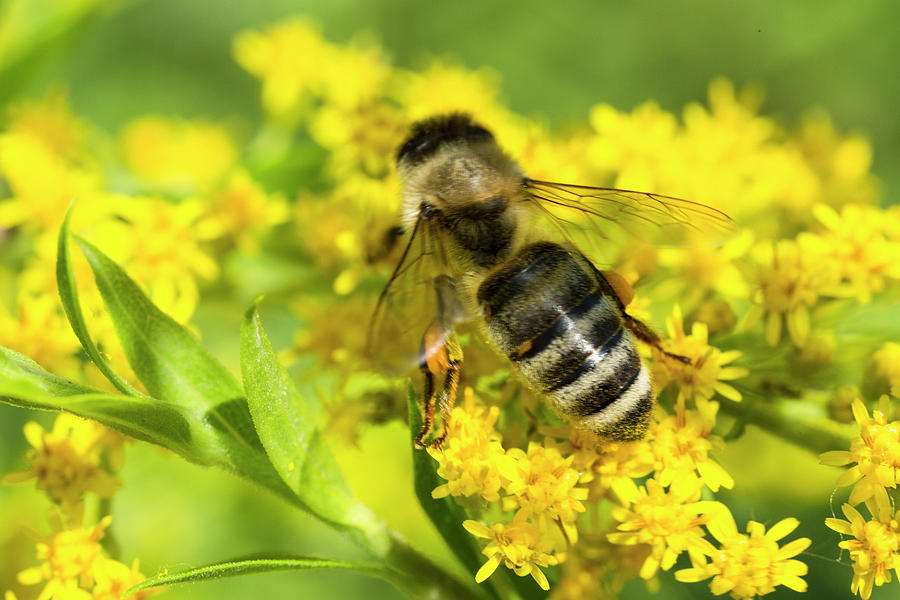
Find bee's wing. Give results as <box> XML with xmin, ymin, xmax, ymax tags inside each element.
<box><xmin>523</xmin><ymin>178</ymin><xmax>737</xmax><ymax>261</ymax></box>
<box><xmin>366</xmin><ymin>212</ymin><xmax>471</xmax><ymax>374</ymax></box>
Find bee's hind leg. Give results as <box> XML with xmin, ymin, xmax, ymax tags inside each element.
<box><xmin>599</xmin><ymin>270</ymin><xmax>690</xmax><ymax>365</ymax></box>
<box><xmin>621</xmin><ymin>312</ymin><xmax>691</xmax><ymax>365</ymax></box>
<box><xmin>414</xmin><ymin>325</ymin><xmax>463</xmax><ymax>449</ymax></box>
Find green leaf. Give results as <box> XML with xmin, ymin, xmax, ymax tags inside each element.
<box><xmin>124</xmin><ymin>554</ymin><xmax>392</xmax><ymax>598</ymax></box>
<box><xmin>240</xmin><ymin>301</ymin><xmax>390</xmax><ymax>555</ymax></box>
<box><xmin>0</xmin><ymin>346</ymin><xmax>197</xmax><ymax>459</ymax></box>
<box><xmin>56</xmin><ymin>205</ymin><xmax>143</xmax><ymax>398</ymax></box>
<box><xmin>1</xmin><ymin>342</ymin><xmax>303</xmax><ymax>503</ymax></box>
<box><xmin>407</xmin><ymin>387</ymin><xmax>503</xmax><ymax>600</ymax></box>
<box><xmin>72</xmin><ymin>234</ymin><xmax>244</xmax><ymax>412</ymax></box>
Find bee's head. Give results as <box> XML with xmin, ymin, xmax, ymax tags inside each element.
<box><xmin>396</xmin><ymin>113</ymin><xmax>494</xmax><ymax>167</ymax></box>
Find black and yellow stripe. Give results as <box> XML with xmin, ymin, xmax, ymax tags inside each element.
<box><xmin>477</xmin><ymin>241</ymin><xmax>652</xmax><ymax>440</ymax></box>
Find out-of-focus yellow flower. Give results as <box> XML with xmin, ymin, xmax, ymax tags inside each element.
<box><xmin>652</xmin><ymin>305</ymin><xmax>747</xmax><ymax>403</ymax></box>
<box><xmin>309</xmin><ymin>103</ymin><xmax>407</xmax><ymax>178</ymax></box>
<box><xmin>647</xmin><ymin>400</ymin><xmax>733</xmax><ymax>492</ymax></box>
<box><xmin>16</xmin><ymin>516</ymin><xmax>111</xmax><ymax>593</ymax></box>
<box><xmin>6</xmin><ymin>86</ymin><xmax>86</xmax><ymax>160</ymax></box>
<box><xmin>796</xmin><ymin>109</ymin><xmax>877</xmax><ymax>207</ymax></box>
<box><xmin>676</xmin><ymin>511</ymin><xmax>810</xmax><ymax>599</ymax></box>
<box><xmin>657</xmin><ymin>229</ymin><xmax>754</xmax><ymax>302</ymax></box>
<box><xmin>804</xmin><ymin>204</ymin><xmax>900</xmax><ymax>302</ymax></box>
<box><xmin>196</xmin><ymin>169</ymin><xmax>289</xmax><ymax>252</ymax></box>
<box><xmin>232</xmin><ymin>18</ymin><xmax>329</xmax><ymax>117</ymax></box>
<box><xmin>464</xmin><ymin>512</ymin><xmax>561</xmax><ymax>591</ymax></box>
<box><xmin>745</xmin><ymin>238</ymin><xmax>839</xmax><ymax>346</ymax></box>
<box><xmin>102</xmin><ymin>197</ymin><xmax>219</xmax><ymax>321</ymax></box>
<box><xmin>2</xmin><ymin>415</ymin><xmax>121</xmax><ymax>519</ymax></box>
<box><xmin>825</xmin><ymin>501</ymin><xmax>900</xmax><ymax>600</ymax></box>
<box><xmin>120</xmin><ymin>116</ymin><xmax>236</xmax><ymax>193</ymax></box>
<box><xmin>502</xmin><ymin>441</ymin><xmax>588</xmax><ymax>543</ymax></box>
<box><xmin>0</xmin><ymin>293</ymin><xmax>81</xmax><ymax>377</ymax></box>
<box><xmin>820</xmin><ymin>395</ymin><xmax>900</xmax><ymax>508</ymax></box>
<box><xmin>0</xmin><ymin>131</ymin><xmax>103</xmax><ymax>234</ymax></box>
<box><xmin>91</xmin><ymin>558</ymin><xmax>156</xmax><ymax>600</ymax></box>
<box><xmin>14</xmin><ymin>516</ymin><xmax>155</xmax><ymax>600</ymax></box>
<box><xmin>608</xmin><ymin>476</ymin><xmax>724</xmax><ymax>579</ymax></box>
<box><xmin>391</xmin><ymin>60</ymin><xmax>505</xmax><ymax>124</ymax></box>
<box><xmin>428</xmin><ymin>389</ymin><xmax>511</xmax><ymax>502</ymax></box>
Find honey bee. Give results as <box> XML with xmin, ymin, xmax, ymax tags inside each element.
<box><xmin>369</xmin><ymin>113</ymin><xmax>734</xmax><ymax>448</ymax></box>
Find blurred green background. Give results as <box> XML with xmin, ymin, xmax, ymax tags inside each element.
<box><xmin>1</xmin><ymin>0</ymin><xmax>898</xmax><ymax>598</ymax></box>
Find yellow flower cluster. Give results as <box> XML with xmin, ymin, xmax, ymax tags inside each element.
<box><xmin>2</xmin><ymin>415</ymin><xmax>123</xmax><ymax>522</ymax></box>
<box><xmin>821</xmin><ymin>396</ymin><xmax>900</xmax><ymax>599</ymax></box>
<box><xmin>0</xmin><ymin>86</ymin><xmax>288</xmax><ymax>382</ymax></box>
<box><xmin>3</xmin><ymin>415</ymin><xmax>152</xmax><ymax>599</ymax></box>
<box><xmin>13</xmin><ymin>517</ymin><xmax>155</xmax><ymax>600</ymax></box>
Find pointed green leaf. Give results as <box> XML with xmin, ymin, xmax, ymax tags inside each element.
<box><xmin>56</xmin><ymin>205</ymin><xmax>143</xmax><ymax>397</ymax></box>
<box><xmin>124</xmin><ymin>555</ymin><xmax>390</xmax><ymax>597</ymax></box>
<box><xmin>1</xmin><ymin>346</ymin><xmax>196</xmax><ymax>458</ymax></box>
<box><xmin>0</xmin><ymin>345</ymin><xmax>298</xmax><ymax>503</ymax></box>
<box><xmin>240</xmin><ymin>302</ymin><xmax>389</xmax><ymax>555</ymax></box>
<box><xmin>72</xmin><ymin>234</ymin><xmax>243</xmax><ymax>411</ymax></box>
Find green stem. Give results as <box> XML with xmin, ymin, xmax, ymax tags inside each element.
<box><xmin>719</xmin><ymin>397</ymin><xmax>852</xmax><ymax>455</ymax></box>
<box><xmin>383</xmin><ymin>533</ymin><xmax>486</xmax><ymax>600</ymax></box>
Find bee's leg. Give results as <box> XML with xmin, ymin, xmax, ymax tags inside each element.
<box><xmin>621</xmin><ymin>312</ymin><xmax>691</xmax><ymax>365</ymax></box>
<box><xmin>415</xmin><ymin>323</ymin><xmax>463</xmax><ymax>449</ymax></box>
<box><xmin>414</xmin><ymin>365</ymin><xmax>438</xmax><ymax>449</ymax></box>
<box><xmin>599</xmin><ymin>270</ymin><xmax>690</xmax><ymax>365</ymax></box>
<box><xmin>428</xmin><ymin>332</ymin><xmax>463</xmax><ymax>449</ymax></box>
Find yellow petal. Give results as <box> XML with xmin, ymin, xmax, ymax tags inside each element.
<box><xmin>462</xmin><ymin>520</ymin><xmax>492</xmax><ymax>539</ymax></box>
<box><xmin>530</xmin><ymin>566</ymin><xmax>549</xmax><ymax>591</ymax></box>
<box><xmin>764</xmin><ymin>518</ymin><xmax>799</xmax><ymax>541</ymax></box>
<box><xmin>824</xmin><ymin>518</ymin><xmax>852</xmax><ymax>535</ymax></box>
<box><xmin>777</xmin><ymin>537</ymin><xmax>811</xmax><ymax>560</ymax></box>
<box><xmin>819</xmin><ymin>451</ymin><xmax>852</xmax><ymax>466</ymax></box>
<box><xmin>851</xmin><ymin>398</ymin><xmax>869</xmax><ymax>426</ymax></box>
<box><xmin>835</xmin><ymin>465</ymin><xmax>862</xmax><ymax>488</ymax></box>
<box><xmin>474</xmin><ymin>554</ymin><xmax>501</xmax><ymax>583</ymax></box>
<box><xmin>713</xmin><ymin>382</ymin><xmax>742</xmax><ymax>402</ymax></box>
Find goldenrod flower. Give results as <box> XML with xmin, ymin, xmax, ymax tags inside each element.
<box><xmin>391</xmin><ymin>60</ymin><xmax>505</xmax><ymax>124</ymax></box>
<box><xmin>0</xmin><ymin>293</ymin><xmax>81</xmax><ymax>378</ymax></box>
<box><xmin>676</xmin><ymin>511</ymin><xmax>810</xmax><ymax>599</ymax></box>
<box><xmin>233</xmin><ymin>19</ymin><xmax>320</xmax><ymax>115</ymax></box>
<box><xmin>3</xmin><ymin>415</ymin><xmax>120</xmax><ymax>519</ymax></box>
<box><xmin>463</xmin><ymin>512</ymin><xmax>560</xmax><ymax>591</ymax></box>
<box><xmin>647</xmin><ymin>401</ymin><xmax>733</xmax><ymax>492</ymax></box>
<box><xmin>6</xmin><ymin>86</ymin><xmax>86</xmax><ymax>160</ymax></box>
<box><xmin>428</xmin><ymin>389</ymin><xmax>512</xmax><ymax>502</ymax></box>
<box><xmin>825</xmin><ymin>501</ymin><xmax>900</xmax><ymax>600</ymax></box>
<box><xmin>820</xmin><ymin>395</ymin><xmax>900</xmax><ymax>508</ymax></box>
<box><xmin>195</xmin><ymin>169</ymin><xmax>289</xmax><ymax>252</ymax></box>
<box><xmin>102</xmin><ymin>197</ymin><xmax>219</xmax><ymax>321</ymax></box>
<box><xmin>91</xmin><ymin>557</ymin><xmax>156</xmax><ymax>600</ymax></box>
<box><xmin>0</xmin><ymin>131</ymin><xmax>103</xmax><ymax>234</ymax></box>
<box><xmin>309</xmin><ymin>103</ymin><xmax>406</xmax><ymax>178</ymax></box>
<box><xmin>120</xmin><ymin>116</ymin><xmax>237</xmax><ymax>193</ymax></box>
<box><xmin>745</xmin><ymin>238</ymin><xmax>839</xmax><ymax>346</ymax></box>
<box><xmin>608</xmin><ymin>476</ymin><xmax>724</xmax><ymax>579</ymax></box>
<box><xmin>566</xmin><ymin>429</ymin><xmax>653</xmax><ymax>503</ymax></box>
<box><xmin>805</xmin><ymin>204</ymin><xmax>900</xmax><ymax>302</ymax></box>
<box><xmin>503</xmin><ymin>440</ymin><xmax>589</xmax><ymax>543</ymax></box>
<box><xmin>652</xmin><ymin>305</ymin><xmax>747</xmax><ymax>403</ymax></box>
<box><xmin>16</xmin><ymin>516</ymin><xmax>112</xmax><ymax>593</ymax></box>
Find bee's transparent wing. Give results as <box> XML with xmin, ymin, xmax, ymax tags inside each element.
<box><xmin>523</xmin><ymin>178</ymin><xmax>737</xmax><ymax>261</ymax></box>
<box><xmin>366</xmin><ymin>213</ymin><xmax>471</xmax><ymax>375</ymax></box>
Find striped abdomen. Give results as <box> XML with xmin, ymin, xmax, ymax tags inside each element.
<box><xmin>476</xmin><ymin>241</ymin><xmax>652</xmax><ymax>440</ymax></box>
